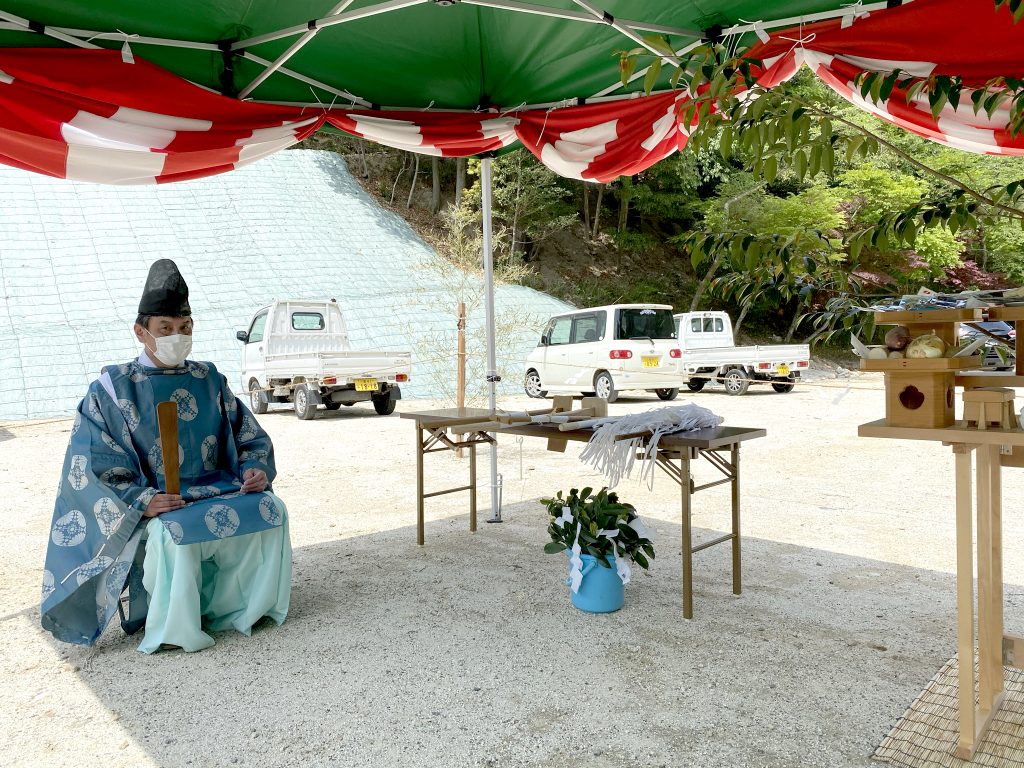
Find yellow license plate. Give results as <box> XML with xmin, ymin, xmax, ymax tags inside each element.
<box><xmin>642</xmin><ymin>356</ymin><xmax>660</xmax><ymax>368</ymax></box>
<box><xmin>777</xmin><ymin>364</ymin><xmax>790</xmax><ymax>376</ymax></box>
<box><xmin>354</xmin><ymin>378</ymin><xmax>378</xmax><ymax>392</ymax></box>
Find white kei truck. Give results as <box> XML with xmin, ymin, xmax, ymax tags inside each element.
<box><xmin>237</xmin><ymin>299</ymin><xmax>412</xmax><ymax>420</ymax></box>
<box><xmin>674</xmin><ymin>311</ymin><xmax>810</xmax><ymax>395</ymax></box>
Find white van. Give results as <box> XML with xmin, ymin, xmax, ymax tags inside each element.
<box><xmin>524</xmin><ymin>304</ymin><xmax>681</xmax><ymax>403</ymax></box>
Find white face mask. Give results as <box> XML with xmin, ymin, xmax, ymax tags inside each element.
<box><xmin>145</xmin><ymin>329</ymin><xmax>193</xmax><ymax>367</ymax></box>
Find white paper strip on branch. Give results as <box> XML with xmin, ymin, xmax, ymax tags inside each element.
<box><xmin>578</xmin><ymin>404</ymin><xmax>723</xmax><ymax>489</ymax></box>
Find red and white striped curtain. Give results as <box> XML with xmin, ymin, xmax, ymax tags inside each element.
<box><xmin>0</xmin><ymin>0</ymin><xmax>1019</xmax><ymax>185</ymax></box>
<box><xmin>747</xmin><ymin>0</ymin><xmax>1024</xmax><ymax>155</ymax></box>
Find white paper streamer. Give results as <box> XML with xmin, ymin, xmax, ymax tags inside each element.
<box><xmin>579</xmin><ymin>404</ymin><xmax>723</xmax><ymax>489</ymax></box>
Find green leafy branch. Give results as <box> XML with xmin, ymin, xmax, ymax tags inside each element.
<box><xmin>853</xmin><ymin>70</ymin><xmax>1024</xmax><ymax>137</ymax></box>
<box><xmin>995</xmin><ymin>0</ymin><xmax>1024</xmax><ymax>22</ymax></box>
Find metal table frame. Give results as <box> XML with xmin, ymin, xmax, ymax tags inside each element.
<box><xmin>403</xmin><ymin>408</ymin><xmax>765</xmax><ymax>618</ymax></box>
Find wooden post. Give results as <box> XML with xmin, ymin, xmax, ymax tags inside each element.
<box><xmin>155</xmin><ymin>401</ymin><xmax>180</xmax><ymax>495</ymax></box>
<box><xmin>954</xmin><ymin>446</ymin><xmax>976</xmax><ymax>758</ymax></box>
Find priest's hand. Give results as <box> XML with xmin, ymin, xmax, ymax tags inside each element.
<box><xmin>144</xmin><ymin>493</ymin><xmax>185</xmax><ymax>517</ymax></box>
<box><xmin>241</xmin><ymin>468</ymin><xmax>268</xmax><ymax>493</ymax></box>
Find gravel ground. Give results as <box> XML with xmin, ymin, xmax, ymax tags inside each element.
<box><xmin>2</xmin><ymin>371</ymin><xmax>1023</xmax><ymax>768</ymax></box>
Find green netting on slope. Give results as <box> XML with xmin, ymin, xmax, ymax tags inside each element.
<box><xmin>0</xmin><ymin>149</ymin><xmax>572</xmax><ymax>420</ymax></box>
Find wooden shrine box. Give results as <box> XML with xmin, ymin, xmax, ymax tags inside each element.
<box><xmin>863</xmin><ymin>357</ymin><xmax>980</xmax><ymax>428</ymax></box>
<box><xmin>882</xmin><ymin>368</ymin><xmax>955</xmax><ymax>428</ymax></box>
<box><xmin>861</xmin><ymin>313</ymin><xmax>981</xmax><ymax>429</ymax></box>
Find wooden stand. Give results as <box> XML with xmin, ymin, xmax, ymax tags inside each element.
<box><xmin>862</xmin><ymin>306</ymin><xmax>1024</xmax><ymax>759</ymax></box>
<box><xmin>962</xmin><ymin>388</ymin><xmax>1018</xmax><ymax>430</ymax></box>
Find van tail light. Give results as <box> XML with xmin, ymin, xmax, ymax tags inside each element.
<box><xmin>797</xmin><ymin>361</ymin><xmax>809</xmax><ymax>368</ymax></box>
<box><xmin>323</xmin><ymin>376</ymin><xmax>337</xmax><ymax>385</ymax></box>
<box><xmin>609</xmin><ymin>350</ymin><xmax>633</xmax><ymax>360</ymax></box>
<box><xmin>669</xmin><ymin>349</ymin><xmax>681</xmax><ymax>359</ymax></box>
<box><xmin>396</xmin><ymin>373</ymin><xmax>409</xmax><ymax>382</ymax></box>
<box><xmin>757</xmin><ymin>362</ymin><xmax>770</xmax><ymax>371</ymax></box>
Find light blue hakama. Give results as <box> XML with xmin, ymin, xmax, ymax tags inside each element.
<box><xmin>137</xmin><ymin>498</ymin><xmax>292</xmax><ymax>654</ymax></box>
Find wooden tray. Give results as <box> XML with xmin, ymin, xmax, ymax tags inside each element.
<box><xmin>859</xmin><ymin>356</ymin><xmax>983</xmax><ymax>371</ymax></box>
<box><xmin>873</xmin><ymin>307</ymin><xmax>1024</xmax><ymax>324</ymax></box>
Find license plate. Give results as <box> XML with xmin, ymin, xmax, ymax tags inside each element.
<box><xmin>642</xmin><ymin>356</ymin><xmax>660</xmax><ymax>369</ymax></box>
<box><xmin>354</xmin><ymin>378</ymin><xmax>378</xmax><ymax>392</ymax></box>
<box><xmin>777</xmin><ymin>364</ymin><xmax>790</xmax><ymax>376</ymax></box>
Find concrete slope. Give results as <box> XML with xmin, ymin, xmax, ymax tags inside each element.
<box><xmin>0</xmin><ymin>150</ymin><xmax>572</xmax><ymax>420</ymax></box>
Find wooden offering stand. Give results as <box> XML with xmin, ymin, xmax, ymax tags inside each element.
<box><xmin>858</xmin><ymin>306</ymin><xmax>1024</xmax><ymax>759</ymax></box>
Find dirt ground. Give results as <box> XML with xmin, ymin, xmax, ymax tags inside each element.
<box><xmin>2</xmin><ymin>371</ymin><xmax>1023</xmax><ymax>768</ymax></box>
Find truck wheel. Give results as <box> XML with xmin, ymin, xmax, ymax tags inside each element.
<box><xmin>722</xmin><ymin>368</ymin><xmax>750</xmax><ymax>396</ymax></box>
<box><xmin>655</xmin><ymin>388</ymin><xmax>679</xmax><ymax>401</ymax></box>
<box><xmin>686</xmin><ymin>378</ymin><xmax>706</xmax><ymax>393</ymax></box>
<box><xmin>372</xmin><ymin>392</ymin><xmax>397</xmax><ymax>415</ymax></box>
<box><xmin>594</xmin><ymin>371</ymin><xmax>618</xmax><ymax>403</ymax></box>
<box><xmin>249</xmin><ymin>380</ymin><xmax>269</xmax><ymax>415</ymax></box>
<box><xmin>524</xmin><ymin>370</ymin><xmax>547</xmax><ymax>399</ymax></box>
<box><xmin>772</xmin><ymin>379</ymin><xmax>796</xmax><ymax>394</ymax></box>
<box><xmin>324</xmin><ymin>401</ymin><xmax>342</xmax><ymax>410</ymax></box>
<box><xmin>293</xmin><ymin>384</ymin><xmax>318</xmax><ymax>420</ymax></box>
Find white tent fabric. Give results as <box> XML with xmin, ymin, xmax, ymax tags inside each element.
<box><xmin>0</xmin><ymin>149</ymin><xmax>571</xmax><ymax>420</ymax></box>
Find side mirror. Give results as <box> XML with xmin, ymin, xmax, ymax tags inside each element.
<box><xmin>540</xmin><ymin>334</ymin><xmax>549</xmax><ymax>346</ymax></box>
<box><xmin>236</xmin><ymin>330</ymin><xmax>249</xmax><ymax>343</ymax></box>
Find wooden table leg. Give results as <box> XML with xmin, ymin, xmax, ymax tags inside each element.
<box><xmin>954</xmin><ymin>446</ymin><xmax>976</xmax><ymax>759</ymax></box>
<box><xmin>681</xmin><ymin>451</ymin><xmax>693</xmax><ymax>620</ymax></box>
<box><xmin>469</xmin><ymin>441</ymin><xmax>478</xmax><ymax>533</ymax></box>
<box><xmin>416</xmin><ymin>424</ymin><xmax>425</xmax><ymax>546</ymax></box>
<box><xmin>731</xmin><ymin>444</ymin><xmax>741</xmax><ymax>596</ymax></box>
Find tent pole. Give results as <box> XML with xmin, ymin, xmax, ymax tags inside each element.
<box><xmin>460</xmin><ymin>0</ymin><xmax>700</xmax><ymax>37</ymax></box>
<box><xmin>0</xmin><ymin>9</ymin><xmax>101</xmax><ymax>49</ymax></box>
<box><xmin>238</xmin><ymin>51</ymin><xmax>369</xmax><ymax>106</ymax></box>
<box><xmin>480</xmin><ymin>156</ymin><xmax>502</xmax><ymax>524</ymax></box>
<box><xmin>572</xmin><ymin>0</ymin><xmax>680</xmax><ymax>66</ymax></box>
<box><xmin>238</xmin><ymin>0</ymin><xmax>358</xmax><ymax>99</ymax></box>
<box><xmin>231</xmin><ymin>0</ymin><xmax>429</xmax><ymax>51</ymax></box>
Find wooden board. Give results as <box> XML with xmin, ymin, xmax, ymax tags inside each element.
<box><xmin>156</xmin><ymin>400</ymin><xmax>180</xmax><ymax>495</ymax></box>
<box><xmin>860</xmin><ymin>356</ymin><xmax>983</xmax><ymax>372</ymax></box>
<box><xmin>873</xmin><ymin>307</ymin><xmax>1024</xmax><ymax>325</ymax></box>
<box><xmin>859</xmin><ymin>419</ymin><xmax>1024</xmax><ymax>446</ymax></box>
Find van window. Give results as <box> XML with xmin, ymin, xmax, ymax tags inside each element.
<box><xmin>616</xmin><ymin>308</ymin><xmax>675</xmax><ymax>340</ymax></box>
<box><xmin>572</xmin><ymin>312</ymin><xmax>605</xmax><ymax>343</ymax></box>
<box><xmin>690</xmin><ymin>318</ymin><xmax>701</xmax><ymax>333</ymax></box>
<box><xmin>292</xmin><ymin>312</ymin><xmax>325</xmax><ymax>331</ymax></box>
<box><xmin>548</xmin><ymin>317</ymin><xmax>572</xmax><ymax>346</ymax></box>
<box><xmin>247</xmin><ymin>310</ymin><xmax>268</xmax><ymax>344</ymax></box>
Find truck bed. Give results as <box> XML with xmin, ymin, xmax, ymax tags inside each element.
<box><xmin>680</xmin><ymin>343</ymin><xmax>810</xmax><ymax>369</ymax></box>
<box><xmin>262</xmin><ymin>350</ymin><xmax>412</xmax><ymax>382</ymax></box>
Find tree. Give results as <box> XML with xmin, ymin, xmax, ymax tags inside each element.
<box><xmin>462</xmin><ymin>151</ymin><xmax>576</xmax><ymax>260</ymax></box>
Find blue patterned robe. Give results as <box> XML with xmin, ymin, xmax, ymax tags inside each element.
<box><xmin>41</xmin><ymin>356</ymin><xmax>282</xmax><ymax>646</ymax></box>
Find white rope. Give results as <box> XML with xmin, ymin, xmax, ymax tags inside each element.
<box><xmin>578</xmin><ymin>404</ymin><xmax>723</xmax><ymax>489</ymax></box>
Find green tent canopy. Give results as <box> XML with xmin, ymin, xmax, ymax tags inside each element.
<box><xmin>0</xmin><ymin>0</ymin><xmax>874</xmax><ymax>108</ymax></box>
